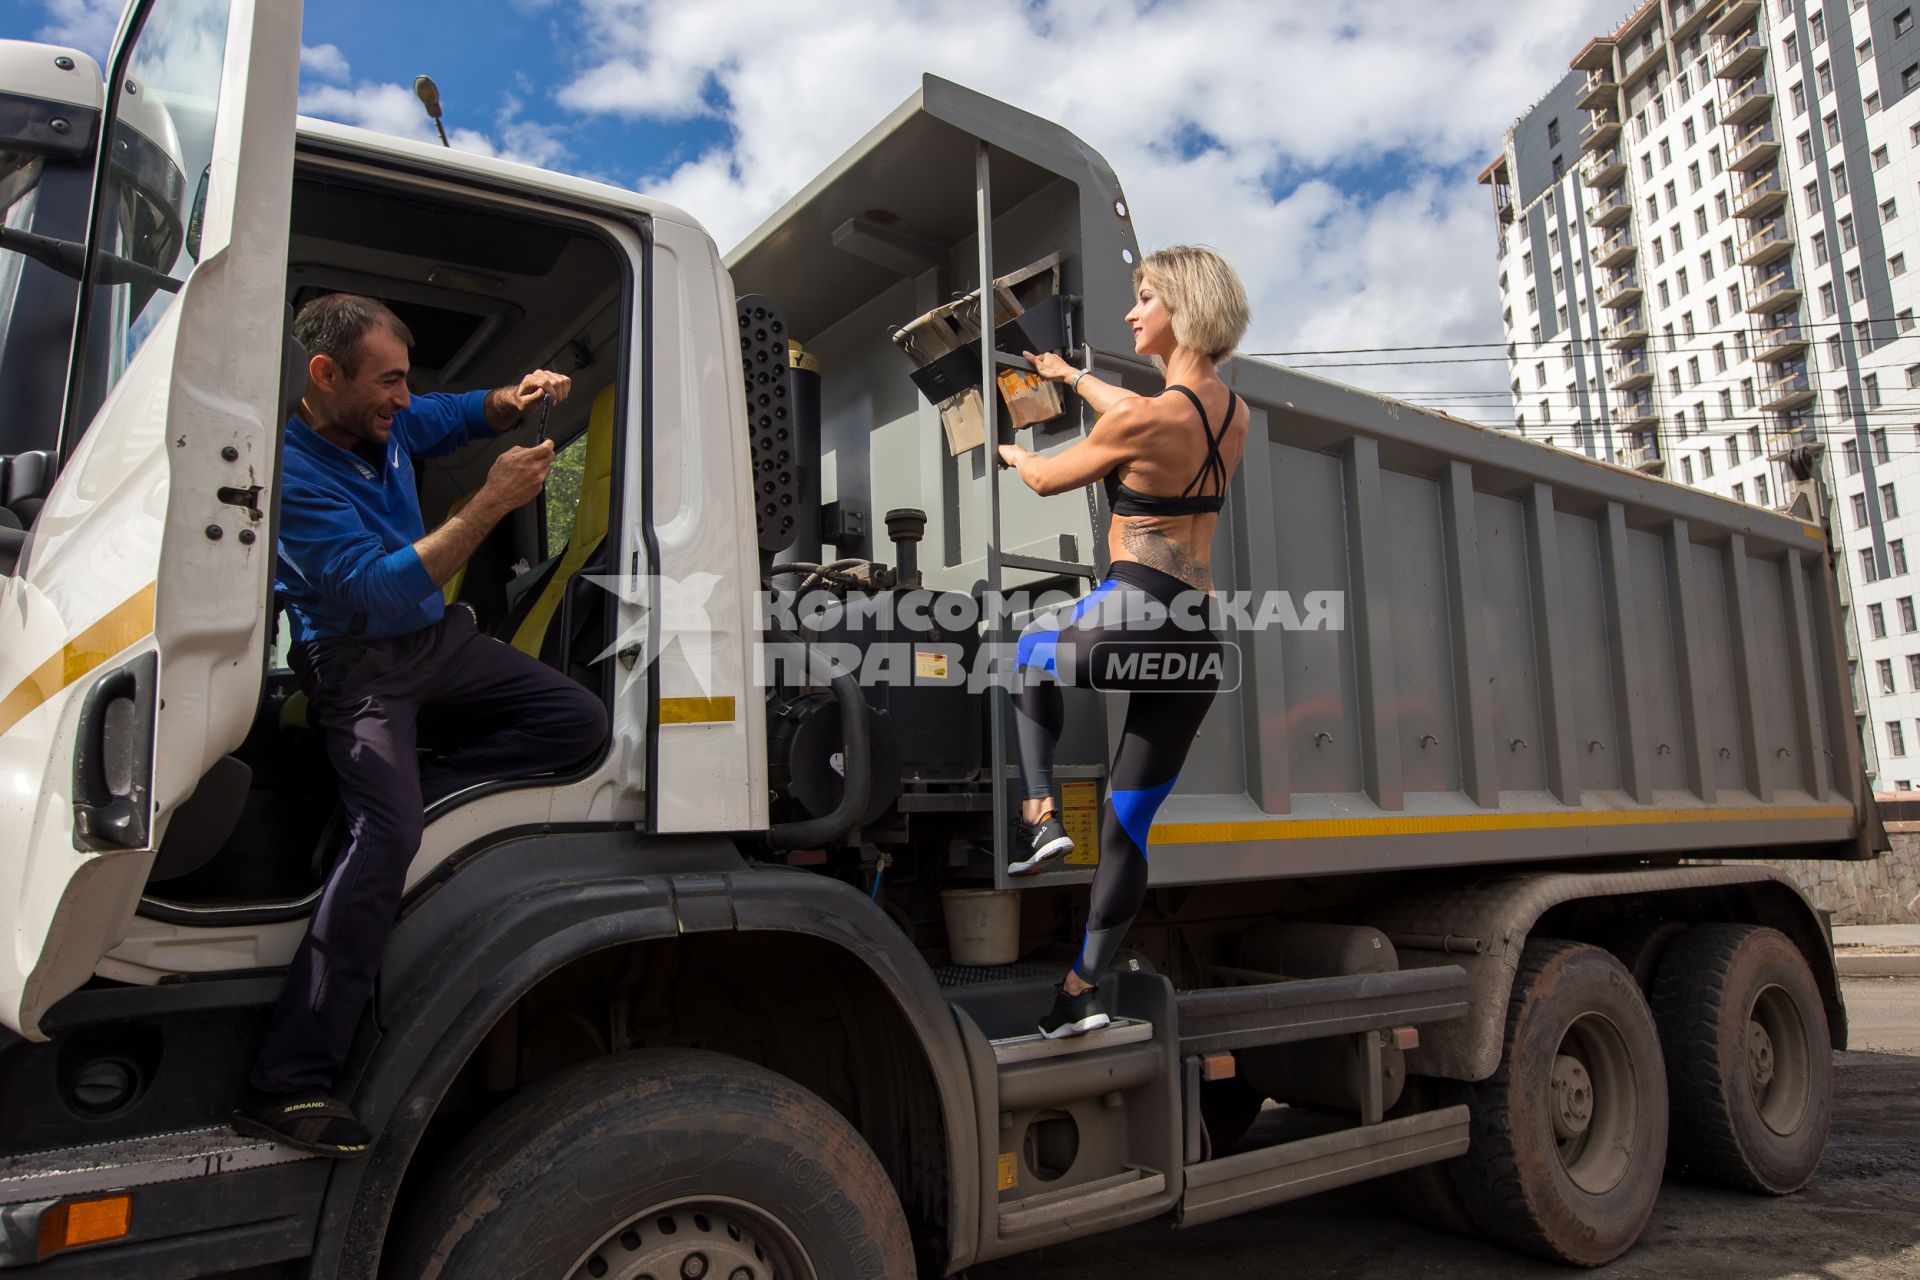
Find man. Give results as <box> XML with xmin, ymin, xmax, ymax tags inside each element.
<box><xmin>233</xmin><ymin>293</ymin><xmax>609</xmax><ymax>1156</ymax></box>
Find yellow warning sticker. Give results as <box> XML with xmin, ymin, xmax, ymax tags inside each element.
<box><xmin>1060</xmin><ymin>780</ymin><xmax>1100</xmax><ymax>866</ymax></box>
<box><xmin>914</xmin><ymin>651</ymin><xmax>948</xmax><ymax>680</ymax></box>
<box><xmin>997</xmin><ymin>1151</ymin><xmax>1019</xmax><ymax>1191</ymax></box>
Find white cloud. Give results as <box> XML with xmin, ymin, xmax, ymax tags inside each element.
<box><xmin>34</xmin><ymin>0</ymin><xmax>120</xmax><ymax>62</ymax></box>
<box><xmin>555</xmin><ymin>0</ymin><xmax>1629</xmax><ymax>418</ymax></box>
<box><xmin>300</xmin><ymin>42</ymin><xmax>351</xmax><ymax>82</ymax></box>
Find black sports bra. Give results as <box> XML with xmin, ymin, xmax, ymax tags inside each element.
<box><xmin>1103</xmin><ymin>385</ymin><xmax>1237</xmax><ymax>518</ymax></box>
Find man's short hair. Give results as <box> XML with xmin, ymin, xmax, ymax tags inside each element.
<box><xmin>293</xmin><ymin>293</ymin><xmax>414</xmax><ymax>376</ymax></box>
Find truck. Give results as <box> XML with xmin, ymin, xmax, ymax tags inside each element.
<box><xmin>0</xmin><ymin>1</ymin><xmax>1888</xmax><ymax>1275</ymax></box>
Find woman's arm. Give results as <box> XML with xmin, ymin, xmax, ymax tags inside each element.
<box><xmin>997</xmin><ymin>397</ymin><xmax>1145</xmax><ymax>496</ymax></box>
<box><xmin>1025</xmin><ymin>349</ymin><xmax>1137</xmax><ymax>417</ymax></box>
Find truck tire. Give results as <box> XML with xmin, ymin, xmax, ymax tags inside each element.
<box><xmin>1650</xmin><ymin>923</ymin><xmax>1832</xmax><ymax>1195</ymax></box>
<box><xmin>389</xmin><ymin>1048</ymin><xmax>916</xmax><ymax>1280</ymax></box>
<box><xmin>1594</xmin><ymin>917</ymin><xmax>1687</xmax><ymax>992</ymax></box>
<box><xmin>1450</xmin><ymin>939</ymin><xmax>1667</xmax><ymax>1266</ymax></box>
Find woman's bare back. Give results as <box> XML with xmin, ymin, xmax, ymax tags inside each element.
<box><xmin>1106</xmin><ymin>379</ymin><xmax>1247</xmax><ymax>592</ymax></box>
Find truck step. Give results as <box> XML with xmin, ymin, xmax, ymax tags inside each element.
<box><xmin>1177</xmin><ymin>1104</ymin><xmax>1469</xmax><ymax>1227</ymax></box>
<box><xmin>999</xmin><ymin>1166</ymin><xmax>1168</xmax><ymax>1237</ymax></box>
<box><xmin>990</xmin><ymin>1017</ymin><xmax>1153</xmax><ymax>1064</ymax></box>
<box><xmin>1175</xmin><ymin>964</ymin><xmax>1471</xmax><ymax>1055</ymax></box>
<box><xmin>0</xmin><ymin>1126</ymin><xmax>317</xmax><ymax>1201</ymax></box>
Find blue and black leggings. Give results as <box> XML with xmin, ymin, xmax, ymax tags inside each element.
<box><xmin>1013</xmin><ymin>560</ymin><xmax>1223</xmax><ymax>984</ymax></box>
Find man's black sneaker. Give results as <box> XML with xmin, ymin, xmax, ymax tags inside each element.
<box><xmin>1038</xmin><ymin>983</ymin><xmax>1111</xmax><ymax>1039</ymax></box>
<box><xmin>1009</xmin><ymin>812</ymin><xmax>1074</xmax><ymax>876</ymax></box>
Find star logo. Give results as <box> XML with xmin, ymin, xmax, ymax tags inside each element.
<box><xmin>581</xmin><ymin>571</ymin><xmax>727</xmax><ymax>694</ymax></box>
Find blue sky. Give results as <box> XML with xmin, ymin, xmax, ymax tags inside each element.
<box><xmin>2</xmin><ymin>0</ymin><xmax>1637</xmax><ymax>421</ymax></box>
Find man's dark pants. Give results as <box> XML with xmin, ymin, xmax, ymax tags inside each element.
<box><xmin>249</xmin><ymin>606</ymin><xmax>609</xmax><ymax>1097</ymax></box>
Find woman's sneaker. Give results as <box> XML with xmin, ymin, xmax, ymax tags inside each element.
<box><xmin>1039</xmin><ymin>983</ymin><xmax>1111</xmax><ymax>1039</ymax></box>
<box><xmin>1009</xmin><ymin>812</ymin><xmax>1074</xmax><ymax>875</ymax></box>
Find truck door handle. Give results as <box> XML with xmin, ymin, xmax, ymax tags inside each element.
<box><xmin>72</xmin><ymin>652</ymin><xmax>157</xmax><ymax>852</ymax></box>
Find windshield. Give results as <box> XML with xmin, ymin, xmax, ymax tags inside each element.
<box><xmin>0</xmin><ymin>150</ymin><xmax>45</xmax><ymax>344</ymax></box>
<box><xmin>64</xmin><ymin>0</ymin><xmax>229</xmax><ymax>447</ymax></box>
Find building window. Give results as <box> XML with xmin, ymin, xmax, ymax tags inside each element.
<box><xmin>1911</xmin><ymin>656</ymin><xmax>1920</xmax><ymax>689</ymax></box>
<box><xmin>1683</xmin><ymin>456</ymin><xmax>1696</xmax><ymax>483</ymax></box>
<box><xmin>1792</xmin><ymin>81</ymin><xmax>1808</xmax><ymax>114</ymax></box>
<box><xmin>1908</xmin><ymin>364</ymin><xmax>1920</xmax><ymax>389</ymax></box>
<box><xmin>1849</xmin><ymin>266</ymin><xmax>1865</xmax><ymax>302</ymax></box>
<box><xmin>1898</xmin><ymin>7</ymin><xmax>1914</xmax><ymax>36</ymax></box>
<box><xmin>1885</xmin><ymin>482</ymin><xmax>1901</xmax><ymax>518</ymax></box>
<box><xmin>1812</xmin><ymin>11</ymin><xmax>1826</xmax><ymax>43</ymax></box>
<box><xmin>1814</xmin><ymin>230</ymin><xmax>1830</xmax><ymax>265</ymax></box>
<box><xmin>1905</xmin><ymin>64</ymin><xmax>1920</xmax><ymax>92</ymax></box>
<box><xmin>1833</xmin><ymin>161</ymin><xmax>1848</xmax><ymax>197</ymax></box>
<box><xmin>1829</xmin><ymin>334</ymin><xmax>1845</xmax><ymax>367</ymax></box>
<box><xmin>1799</xmin><ymin>130</ymin><xmax>1815</xmax><ymax>163</ymax></box>
<box><xmin>1660</xmin><ymin>138</ymin><xmax>1672</xmax><ymax>167</ymax></box>
<box><xmin>1903</xmin><ymin>598</ymin><xmax>1918</xmax><ymax>632</ymax></box>
<box><xmin>1818</xmin><ymin>61</ymin><xmax>1834</xmax><ymax>96</ymax></box>
<box><xmin>1841</xmin><ymin>213</ymin><xmax>1856</xmax><ymax>248</ymax></box>
<box><xmin>1881</xmin><ymin>658</ymin><xmax>1897</xmax><ymax>694</ymax></box>
<box><xmin>1875</xmin><ymin>145</ymin><xmax>1891</xmax><ymax>171</ymax></box>
<box><xmin>1855</xmin><ymin>493</ymin><xmax>1871</xmax><ymax>529</ymax></box>
<box><xmin>1714</xmin><ymin>341</ymin><xmax>1728</xmax><ymax>372</ymax></box>
<box><xmin>1734</xmin><ymin>482</ymin><xmax>1746</xmax><ymax>503</ymax></box>
<box><xmin>1862</xmin><ymin>38</ymin><xmax>1875</xmax><ymax>64</ymax></box>
<box><xmin>1825</xmin><ymin>111</ymin><xmax>1841</xmax><ymax>145</ymax></box>
<box><xmin>1721</xmin><ymin>388</ymin><xmax>1735</xmax><ymax>418</ymax></box>
<box><xmin>1659</xmin><ymin>281</ymin><xmax>1672</xmax><ymax>308</ymax></box>
<box><xmin>1863</xmin><ymin>546</ymin><xmax>1879</xmax><ymax>582</ymax></box>
<box><xmin>1890</xmin><ymin>721</ymin><xmax>1907</xmax><ymax>759</ymax></box>
<box><xmin>1886</xmin><ymin>198</ymin><xmax>1901</xmax><ymax>222</ymax></box>
<box><xmin>1876</xmin><ymin>428</ymin><xmax>1892</xmax><ymax>462</ymax></box>
<box><xmin>1867</xmin><ymin>373</ymin><xmax>1883</xmax><ymax>407</ymax></box>
<box><xmin>1688</xmin><ymin>160</ymin><xmax>1702</xmax><ymax>192</ymax></box>
<box><xmin>1868</xmin><ymin>91</ymin><xmax>1881</xmax><ymax>114</ymax></box>
<box><xmin>1688</xmin><ymin>355</ymin><xmax>1701</xmax><ymax>384</ymax></box>
<box><xmin>1548</xmin><ymin>118</ymin><xmax>1561</xmax><ymax>145</ymax></box>
<box><xmin>1896</xmin><ymin>539</ymin><xmax>1910</xmax><ymax>576</ymax></box>
<box><xmin>1727</xmin><ymin>437</ymin><xmax>1741</xmax><ymax>467</ymax></box>
<box><xmin>1820</xmin><ymin>282</ymin><xmax>1837</xmax><ymax>317</ymax></box>
<box><xmin>1846</xmin><ymin>439</ymin><xmax>1862</xmax><ymax>474</ymax></box>
<box><xmin>1757</xmin><ymin>473</ymin><xmax>1770</xmax><ymax>505</ymax></box>
<box><xmin>1684</xmin><ymin>118</ymin><xmax>1697</xmax><ymax>146</ymax></box>
<box><xmin>1904</xmin><ymin>309</ymin><xmax>1918</xmax><ymax>333</ymax></box>
<box><xmin>1806</xmin><ymin>181</ymin><xmax>1821</xmax><ymax>214</ymax></box>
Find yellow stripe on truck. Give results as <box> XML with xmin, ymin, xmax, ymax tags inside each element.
<box><xmin>0</xmin><ymin>583</ymin><xmax>157</xmax><ymax>739</ymax></box>
<box><xmin>1150</xmin><ymin>803</ymin><xmax>1855</xmax><ymax>846</ymax></box>
<box><xmin>659</xmin><ymin>696</ymin><xmax>736</xmax><ymax>724</ymax></box>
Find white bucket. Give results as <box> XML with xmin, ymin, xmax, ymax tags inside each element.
<box><xmin>941</xmin><ymin>888</ymin><xmax>1021</xmax><ymax>966</ymax></box>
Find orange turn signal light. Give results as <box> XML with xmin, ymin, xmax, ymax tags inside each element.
<box><xmin>36</xmin><ymin>1194</ymin><xmax>132</xmax><ymax>1258</ymax></box>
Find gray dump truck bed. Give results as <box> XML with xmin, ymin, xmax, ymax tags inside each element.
<box><xmin>728</xmin><ymin>75</ymin><xmax>1875</xmax><ymax>886</ymax></box>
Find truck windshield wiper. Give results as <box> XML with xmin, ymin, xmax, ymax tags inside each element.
<box><xmin>0</xmin><ymin>225</ymin><xmax>181</xmax><ymax>295</ymax></box>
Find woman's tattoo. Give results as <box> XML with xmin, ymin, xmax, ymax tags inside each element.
<box><xmin>1120</xmin><ymin>522</ymin><xmax>1212</xmax><ymax>591</ymax></box>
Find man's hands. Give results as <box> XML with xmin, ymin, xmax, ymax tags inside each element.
<box><xmin>478</xmin><ymin>439</ymin><xmax>556</xmax><ymax>515</ymax></box>
<box><xmin>485</xmin><ymin>369</ymin><xmax>574</xmax><ymax>429</ymax></box>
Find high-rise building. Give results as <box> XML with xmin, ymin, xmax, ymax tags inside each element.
<box><xmin>1483</xmin><ymin>0</ymin><xmax>1920</xmax><ymax>788</ymax></box>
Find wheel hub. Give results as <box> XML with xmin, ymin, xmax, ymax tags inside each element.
<box><xmin>1747</xmin><ymin>1020</ymin><xmax>1777</xmax><ymax>1092</ymax></box>
<box><xmin>1551</xmin><ymin>1053</ymin><xmax>1594</xmax><ymax>1141</ymax></box>
<box><xmin>571</xmin><ymin>1204</ymin><xmax>795</xmax><ymax>1280</ymax></box>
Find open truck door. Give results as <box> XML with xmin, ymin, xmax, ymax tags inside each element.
<box><xmin>0</xmin><ymin>0</ymin><xmax>300</xmax><ymax>1038</ymax></box>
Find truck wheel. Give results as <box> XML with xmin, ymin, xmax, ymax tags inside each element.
<box><xmin>1650</xmin><ymin>923</ymin><xmax>1832</xmax><ymax>1195</ymax></box>
<box><xmin>390</xmin><ymin>1048</ymin><xmax>916</xmax><ymax>1280</ymax></box>
<box><xmin>1450</xmin><ymin>939</ymin><xmax>1667</xmax><ymax>1266</ymax></box>
<box><xmin>1594</xmin><ymin>918</ymin><xmax>1687</xmax><ymax>992</ymax></box>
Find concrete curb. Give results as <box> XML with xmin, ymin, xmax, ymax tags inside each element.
<box><xmin>1836</xmin><ymin>952</ymin><xmax>1920</xmax><ymax>977</ymax></box>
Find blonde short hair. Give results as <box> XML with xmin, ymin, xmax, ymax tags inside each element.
<box><xmin>1133</xmin><ymin>245</ymin><xmax>1251</xmax><ymax>362</ymax></box>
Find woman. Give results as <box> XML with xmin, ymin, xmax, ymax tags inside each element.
<box><xmin>997</xmin><ymin>244</ymin><xmax>1251</xmax><ymax>1038</ymax></box>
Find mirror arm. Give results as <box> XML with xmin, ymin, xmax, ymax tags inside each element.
<box><xmin>0</xmin><ymin>226</ymin><xmax>181</xmax><ymax>295</ymax></box>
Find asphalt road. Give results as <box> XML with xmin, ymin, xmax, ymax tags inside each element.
<box><xmin>973</xmin><ymin>977</ymin><xmax>1920</xmax><ymax>1280</ymax></box>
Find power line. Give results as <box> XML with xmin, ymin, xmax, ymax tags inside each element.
<box><xmin>1247</xmin><ymin>317</ymin><xmax>1920</xmax><ymax>358</ymax></box>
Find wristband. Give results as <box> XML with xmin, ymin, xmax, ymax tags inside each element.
<box><xmin>1071</xmin><ymin>369</ymin><xmax>1091</xmax><ymax>392</ymax></box>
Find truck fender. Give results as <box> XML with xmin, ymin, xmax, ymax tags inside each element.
<box><xmin>1366</xmin><ymin>864</ymin><xmax>1843</xmax><ymax>1082</ymax></box>
<box><xmin>305</xmin><ymin>830</ymin><xmax>980</xmax><ymax>1278</ymax></box>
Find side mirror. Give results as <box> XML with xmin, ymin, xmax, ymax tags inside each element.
<box><xmin>185</xmin><ymin>164</ymin><xmax>209</xmax><ymax>263</ymax></box>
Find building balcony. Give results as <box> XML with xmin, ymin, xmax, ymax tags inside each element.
<box><xmin>1722</xmin><ymin>74</ymin><xmax>1774</xmax><ymax>127</ymax></box>
<box><xmin>1595</xmin><ymin>230</ymin><xmax>1637</xmax><ymax>269</ymax></box>
<box><xmin>1585</xmin><ymin>148</ymin><xmax>1627</xmax><ymax>186</ymax></box>
<box><xmin>1623</xmin><ymin>441</ymin><xmax>1666</xmax><ymax>473</ymax></box>
<box><xmin>1580</xmin><ymin>69</ymin><xmax>1618</xmax><ymax>110</ymax></box>
<box><xmin>1599</xmin><ymin>271</ymin><xmax>1644</xmax><ymax>309</ymax></box>
<box><xmin>1604</xmin><ymin>315</ymin><xmax>1651</xmax><ymax>348</ymax></box>
<box><xmin>1753</xmin><ymin>319</ymin><xmax>1810</xmax><ymax>363</ymax></box>
<box><xmin>1732</xmin><ymin>168</ymin><xmax>1787</xmax><ymax>219</ymax></box>
<box><xmin>1612</xmin><ymin>399</ymin><xmax>1658</xmax><ymax>430</ymax></box>
<box><xmin>1767</xmin><ymin>423</ymin><xmax>1821</xmax><ymax>459</ymax></box>
<box><xmin>1497</xmin><ymin>199</ymin><xmax>1514</xmax><ymax>224</ymax></box>
<box><xmin>1738</xmin><ymin>220</ymin><xmax>1793</xmax><ymax>267</ymax></box>
<box><xmin>1714</xmin><ymin>30</ymin><xmax>1766</xmax><ymax>79</ymax></box>
<box><xmin>1761</xmin><ymin>372</ymin><xmax>1817</xmax><ymax>412</ymax></box>
<box><xmin>1609</xmin><ymin>352</ymin><xmax>1655</xmax><ymax>389</ymax></box>
<box><xmin>1708</xmin><ymin>0</ymin><xmax>1760</xmax><ymax>40</ymax></box>
<box><xmin>1746</xmin><ymin>268</ymin><xmax>1801</xmax><ymax>313</ymax></box>
<box><xmin>1728</xmin><ymin>123</ymin><xmax>1781</xmax><ymax>171</ymax></box>
<box><xmin>1588</xmin><ymin>190</ymin><xmax>1632</xmax><ymax>227</ymax></box>
<box><xmin>1581</xmin><ymin>111</ymin><xmax>1624</xmax><ymax>151</ymax></box>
